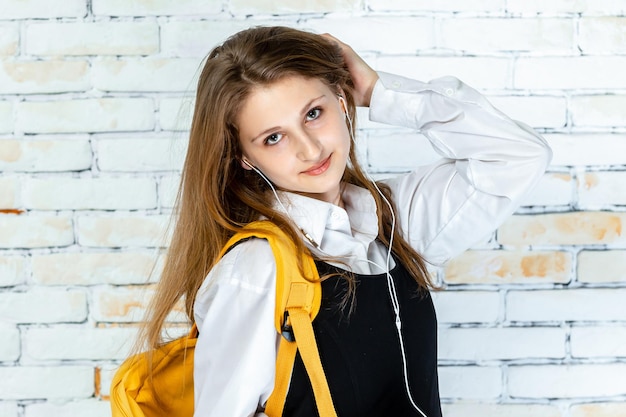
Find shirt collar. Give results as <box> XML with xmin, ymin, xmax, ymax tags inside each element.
<box><xmin>275</xmin><ymin>183</ymin><xmax>379</xmax><ymax>252</ymax></box>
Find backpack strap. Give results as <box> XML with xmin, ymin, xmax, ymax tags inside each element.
<box><xmin>267</xmin><ymin>284</ymin><xmax>338</xmax><ymax>417</ymax></box>
<box><xmin>220</xmin><ymin>221</ymin><xmax>337</xmax><ymax>417</ymax></box>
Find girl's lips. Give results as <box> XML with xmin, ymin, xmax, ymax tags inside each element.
<box><xmin>302</xmin><ymin>155</ymin><xmax>331</xmax><ymax>175</ymax></box>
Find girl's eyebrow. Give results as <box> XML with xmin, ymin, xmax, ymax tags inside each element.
<box><xmin>250</xmin><ymin>94</ymin><xmax>326</xmax><ymax>142</ymax></box>
<box><xmin>300</xmin><ymin>95</ymin><xmax>325</xmax><ymax>115</ymax></box>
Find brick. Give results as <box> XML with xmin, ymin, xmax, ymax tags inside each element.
<box><xmin>97</xmin><ymin>137</ymin><xmax>186</xmax><ymax>172</ymax></box>
<box><xmin>159</xmin><ymin>97</ymin><xmax>194</xmax><ymax>131</ymax></box>
<box><xmin>0</xmin><ymin>176</ymin><xmax>18</xmax><ymax>208</ymax></box>
<box><xmin>77</xmin><ymin>215</ymin><xmax>169</xmax><ymax>248</ymax></box>
<box><xmin>507</xmin><ymin>0</ymin><xmax>626</xmax><ymax>15</ymax></box>
<box><xmin>0</xmin><ymin>366</ymin><xmax>93</xmax><ymax>400</ymax></box>
<box><xmin>0</xmin><ymin>23</ymin><xmax>18</xmax><ymax>55</ymax></box>
<box><xmin>489</xmin><ymin>96</ymin><xmax>567</xmax><ymax>129</ymax></box>
<box><xmin>0</xmin><ymin>100</ymin><xmax>13</xmax><ymax>132</ymax></box>
<box><xmin>508</xmin><ymin>364</ymin><xmax>626</xmax><ymax>398</ymax></box>
<box><xmin>570</xmin><ymin>402</ymin><xmax>626</xmax><ymax>417</ymax></box>
<box><xmin>368</xmin><ymin>132</ymin><xmax>440</xmax><ymax>172</ymax></box>
<box><xmin>369</xmin><ymin>0</ymin><xmax>502</xmax><ymax>12</ymax></box>
<box><xmin>376</xmin><ymin>56</ymin><xmax>510</xmax><ymax>90</ymax></box>
<box><xmin>571</xmin><ymin>95</ymin><xmax>626</xmax><ymax>127</ymax></box>
<box><xmin>0</xmin><ymin>255</ymin><xmax>25</xmax><ymax>287</ymax></box>
<box><xmin>0</xmin><ymin>60</ymin><xmax>89</xmax><ymax>94</ymax></box>
<box><xmin>23</xmin><ymin>326</ymin><xmax>136</xmax><ymax>361</ymax></box>
<box><xmin>0</xmin><ymin>215</ymin><xmax>73</xmax><ymax>249</ymax></box>
<box><xmin>25</xmin><ymin>22</ymin><xmax>158</xmax><ymax>56</ymax></box>
<box><xmin>97</xmin><ymin>364</ymin><xmax>116</xmax><ymax>397</ymax></box>
<box><xmin>22</xmin><ymin>177</ymin><xmax>157</xmax><ymax>210</ymax></box>
<box><xmin>578</xmin><ymin>250</ymin><xmax>626</xmax><ymax>283</ymax></box>
<box><xmin>0</xmin><ymin>402</ymin><xmax>18</xmax><ymax>417</ymax></box>
<box><xmin>92</xmin><ymin>0</ymin><xmax>221</xmax><ymax>16</ymax></box>
<box><xmin>32</xmin><ymin>251</ymin><xmax>159</xmax><ymax>285</ymax></box>
<box><xmin>579</xmin><ymin>172</ymin><xmax>626</xmax><ymax>208</ymax></box>
<box><xmin>93</xmin><ymin>58</ymin><xmax>201</xmax><ymax>92</ymax></box>
<box><xmin>439</xmin><ymin>327</ymin><xmax>565</xmax><ymax>360</ymax></box>
<box><xmin>0</xmin><ymin>0</ymin><xmax>85</xmax><ymax>19</ymax></box>
<box><xmin>230</xmin><ymin>0</ymin><xmax>361</xmax><ymax>14</ymax></box>
<box><xmin>571</xmin><ymin>326</ymin><xmax>626</xmax><ymax>358</ymax></box>
<box><xmin>521</xmin><ymin>173</ymin><xmax>572</xmax><ymax>206</ymax></box>
<box><xmin>515</xmin><ymin>57</ymin><xmax>626</xmax><ymax>90</ymax></box>
<box><xmin>0</xmin><ymin>138</ymin><xmax>92</xmax><ymax>172</ymax></box>
<box><xmin>439</xmin><ymin>366</ymin><xmax>501</xmax><ymax>399</ymax></box>
<box><xmin>0</xmin><ymin>288</ymin><xmax>87</xmax><ymax>324</ymax></box>
<box><xmin>16</xmin><ymin>98</ymin><xmax>154</xmax><ymax>134</ymax></box>
<box><xmin>431</xmin><ymin>291</ymin><xmax>500</xmax><ymax>324</ymax></box>
<box><xmin>159</xmin><ymin>175</ymin><xmax>181</xmax><ymax>208</ymax></box>
<box><xmin>546</xmin><ymin>134</ymin><xmax>626</xmax><ymax>166</ymax></box>
<box><xmin>300</xmin><ymin>17</ymin><xmax>435</xmax><ymax>54</ymax></box>
<box><xmin>440</xmin><ymin>18</ymin><xmax>572</xmax><ymax>54</ymax></box>
<box><xmin>160</xmin><ymin>20</ymin><xmax>251</xmax><ymax>57</ymax></box>
<box><xmin>441</xmin><ymin>403</ymin><xmax>561</xmax><ymax>417</ymax></box>
<box><xmin>507</xmin><ymin>289</ymin><xmax>626</xmax><ymax>322</ymax></box>
<box><xmin>499</xmin><ymin>212</ymin><xmax>626</xmax><ymax>246</ymax></box>
<box><xmin>92</xmin><ymin>286</ymin><xmax>188</xmax><ymax>323</ymax></box>
<box><xmin>0</xmin><ymin>323</ymin><xmax>19</xmax><ymax>361</ymax></box>
<box><xmin>579</xmin><ymin>18</ymin><xmax>626</xmax><ymax>54</ymax></box>
<box><xmin>24</xmin><ymin>400</ymin><xmax>110</xmax><ymax>417</ymax></box>
<box><xmin>445</xmin><ymin>251</ymin><xmax>571</xmax><ymax>284</ymax></box>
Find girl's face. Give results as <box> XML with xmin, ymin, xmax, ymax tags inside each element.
<box><xmin>237</xmin><ymin>76</ymin><xmax>351</xmax><ymax>206</ymax></box>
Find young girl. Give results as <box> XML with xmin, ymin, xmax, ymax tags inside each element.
<box><xmin>141</xmin><ymin>26</ymin><xmax>551</xmax><ymax>417</ymax></box>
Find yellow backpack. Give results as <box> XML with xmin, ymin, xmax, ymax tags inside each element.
<box><xmin>110</xmin><ymin>220</ymin><xmax>338</xmax><ymax>417</ymax></box>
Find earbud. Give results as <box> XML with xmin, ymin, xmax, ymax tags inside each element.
<box><xmin>338</xmin><ymin>95</ymin><xmax>347</xmax><ymax>114</ymax></box>
<box><xmin>338</xmin><ymin>95</ymin><xmax>354</xmax><ymax>129</ymax></box>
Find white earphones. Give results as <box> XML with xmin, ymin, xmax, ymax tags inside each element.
<box><xmin>338</xmin><ymin>95</ymin><xmax>347</xmax><ymax>111</ymax></box>
<box><xmin>333</xmin><ymin>94</ymin><xmax>427</xmax><ymax>417</ymax></box>
<box><xmin>338</xmin><ymin>95</ymin><xmax>349</xmax><ymax>122</ymax></box>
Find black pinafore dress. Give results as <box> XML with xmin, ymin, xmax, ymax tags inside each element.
<box><xmin>282</xmin><ymin>259</ymin><xmax>442</xmax><ymax>417</ymax></box>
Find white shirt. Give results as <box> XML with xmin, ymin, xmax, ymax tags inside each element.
<box><xmin>192</xmin><ymin>72</ymin><xmax>552</xmax><ymax>417</ymax></box>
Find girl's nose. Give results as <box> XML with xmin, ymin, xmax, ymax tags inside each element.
<box><xmin>295</xmin><ymin>131</ymin><xmax>322</xmax><ymax>161</ymax></box>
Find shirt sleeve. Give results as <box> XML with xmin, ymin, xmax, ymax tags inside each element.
<box><xmin>370</xmin><ymin>72</ymin><xmax>552</xmax><ymax>266</ymax></box>
<box><xmin>193</xmin><ymin>238</ymin><xmax>277</xmax><ymax>417</ymax></box>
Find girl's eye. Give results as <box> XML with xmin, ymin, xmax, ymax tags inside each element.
<box><xmin>306</xmin><ymin>108</ymin><xmax>322</xmax><ymax>121</ymax></box>
<box><xmin>264</xmin><ymin>132</ymin><xmax>283</xmax><ymax>145</ymax></box>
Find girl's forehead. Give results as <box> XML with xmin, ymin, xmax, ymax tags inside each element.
<box><xmin>237</xmin><ymin>76</ymin><xmax>333</xmax><ymax>133</ymax></box>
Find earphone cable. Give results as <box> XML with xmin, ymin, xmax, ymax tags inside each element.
<box><xmin>345</xmin><ymin>108</ymin><xmax>427</xmax><ymax>417</ymax></box>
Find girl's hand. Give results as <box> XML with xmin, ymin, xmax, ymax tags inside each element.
<box><xmin>321</xmin><ymin>33</ymin><xmax>379</xmax><ymax>107</ymax></box>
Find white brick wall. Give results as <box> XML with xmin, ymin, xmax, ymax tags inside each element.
<box><xmin>0</xmin><ymin>366</ymin><xmax>94</xmax><ymax>400</ymax></box>
<box><xmin>509</xmin><ymin>364</ymin><xmax>626</xmax><ymax>398</ymax></box>
<box><xmin>22</xmin><ymin>326</ymin><xmax>136</xmax><ymax>361</ymax></box>
<box><xmin>16</xmin><ymin>98</ymin><xmax>155</xmax><ymax>134</ymax></box>
<box><xmin>1</xmin><ymin>1</ymin><xmax>625</xmax><ymax>415</ymax></box>
<box><xmin>24</xmin><ymin>400</ymin><xmax>110</xmax><ymax>417</ymax></box>
<box><xmin>0</xmin><ymin>289</ymin><xmax>87</xmax><ymax>323</ymax></box>
<box><xmin>0</xmin><ymin>138</ymin><xmax>92</xmax><ymax>171</ymax></box>
<box><xmin>0</xmin><ymin>0</ymin><xmax>86</xmax><ymax>19</ymax></box>
<box><xmin>24</xmin><ymin>22</ymin><xmax>159</xmax><ymax>56</ymax></box>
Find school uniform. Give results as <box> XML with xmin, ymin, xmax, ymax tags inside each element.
<box><xmin>192</xmin><ymin>72</ymin><xmax>552</xmax><ymax>417</ymax></box>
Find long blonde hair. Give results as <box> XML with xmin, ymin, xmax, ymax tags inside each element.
<box><xmin>140</xmin><ymin>26</ymin><xmax>433</xmax><ymax>351</ymax></box>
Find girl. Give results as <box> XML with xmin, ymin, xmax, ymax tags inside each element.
<box><xmin>141</xmin><ymin>26</ymin><xmax>551</xmax><ymax>417</ymax></box>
